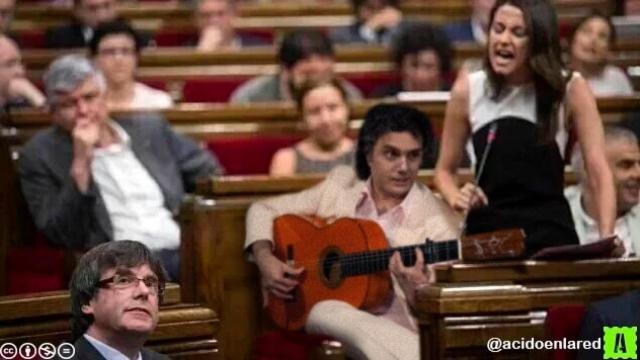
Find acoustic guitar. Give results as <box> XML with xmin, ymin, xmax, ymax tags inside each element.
<box><xmin>267</xmin><ymin>214</ymin><xmax>525</xmax><ymax>330</ymax></box>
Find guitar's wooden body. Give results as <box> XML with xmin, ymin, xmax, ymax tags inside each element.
<box><xmin>267</xmin><ymin>214</ymin><xmax>525</xmax><ymax>331</ymax></box>
<box><xmin>268</xmin><ymin>215</ymin><xmax>392</xmax><ymax>330</ymax></box>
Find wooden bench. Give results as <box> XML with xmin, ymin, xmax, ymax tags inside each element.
<box><xmin>415</xmin><ymin>259</ymin><xmax>640</xmax><ymax>359</ymax></box>
<box><xmin>20</xmin><ymin>40</ymin><xmax>640</xmax><ymax>70</ymax></box>
<box><xmin>13</xmin><ymin>0</ymin><xmax>612</xmax><ymax>27</ymax></box>
<box><xmin>0</xmin><ymin>283</ymin><xmax>220</xmax><ymax>359</ymax></box>
<box><xmin>4</xmin><ymin>96</ymin><xmax>639</xmax><ymax>144</ymax></box>
<box><xmin>181</xmin><ymin>170</ymin><xmax>579</xmax><ymax>360</ymax></box>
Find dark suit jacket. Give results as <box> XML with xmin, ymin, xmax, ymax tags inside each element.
<box><xmin>577</xmin><ymin>290</ymin><xmax>640</xmax><ymax>359</ymax></box>
<box><xmin>45</xmin><ymin>19</ymin><xmax>88</xmax><ymax>49</ymax></box>
<box><xmin>443</xmin><ymin>20</ymin><xmax>475</xmax><ymax>43</ymax></box>
<box><xmin>18</xmin><ymin>113</ymin><xmax>223</xmax><ymax>250</ymax></box>
<box><xmin>330</xmin><ymin>22</ymin><xmax>404</xmax><ymax>45</ymax></box>
<box><xmin>45</xmin><ymin>18</ymin><xmax>151</xmax><ymax>49</ymax></box>
<box><xmin>67</xmin><ymin>335</ymin><xmax>169</xmax><ymax>360</ymax></box>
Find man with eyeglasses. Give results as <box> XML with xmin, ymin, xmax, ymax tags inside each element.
<box><xmin>18</xmin><ymin>54</ymin><xmax>223</xmax><ymax>281</ymax></box>
<box><xmin>69</xmin><ymin>240</ymin><xmax>169</xmax><ymax>360</ymax></box>
<box><xmin>0</xmin><ymin>0</ymin><xmax>14</xmax><ymax>35</ymax></box>
<box><xmin>0</xmin><ymin>34</ymin><xmax>45</xmax><ymax>116</ymax></box>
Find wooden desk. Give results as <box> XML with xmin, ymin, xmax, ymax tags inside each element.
<box><xmin>0</xmin><ymin>284</ymin><xmax>220</xmax><ymax>359</ymax></box>
<box><xmin>415</xmin><ymin>259</ymin><xmax>640</xmax><ymax>359</ymax></box>
<box><xmin>182</xmin><ymin>169</ymin><xmax>579</xmax><ymax>360</ymax></box>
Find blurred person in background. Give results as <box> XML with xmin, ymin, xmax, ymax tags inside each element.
<box><xmin>569</xmin><ymin>12</ymin><xmax>634</xmax><ymax>97</ymax></box>
<box><xmin>193</xmin><ymin>0</ymin><xmax>268</xmax><ymax>51</ymax></box>
<box><xmin>231</xmin><ymin>29</ymin><xmax>362</xmax><ymax>103</ymax></box>
<box><xmin>444</xmin><ymin>0</ymin><xmax>495</xmax><ymax>44</ymax></box>
<box><xmin>566</xmin><ymin>126</ymin><xmax>640</xmax><ymax>257</ymax></box>
<box><xmin>0</xmin><ymin>0</ymin><xmax>15</xmax><ymax>35</ymax></box>
<box><xmin>46</xmin><ymin>0</ymin><xmax>119</xmax><ymax>48</ymax></box>
<box><xmin>331</xmin><ymin>0</ymin><xmax>404</xmax><ymax>45</ymax></box>
<box><xmin>269</xmin><ymin>77</ymin><xmax>355</xmax><ymax>176</ymax></box>
<box><xmin>374</xmin><ymin>22</ymin><xmax>453</xmax><ymax>97</ymax></box>
<box><xmin>90</xmin><ymin>21</ymin><xmax>173</xmax><ymax>110</ymax></box>
<box><xmin>0</xmin><ymin>35</ymin><xmax>45</xmax><ymax>116</ymax></box>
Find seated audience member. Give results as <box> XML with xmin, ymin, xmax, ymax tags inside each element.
<box><xmin>374</xmin><ymin>22</ymin><xmax>453</xmax><ymax>97</ymax></box>
<box><xmin>18</xmin><ymin>55</ymin><xmax>223</xmax><ymax>281</ymax></box>
<box><xmin>444</xmin><ymin>0</ymin><xmax>495</xmax><ymax>44</ymax></box>
<box><xmin>246</xmin><ymin>104</ymin><xmax>459</xmax><ymax>360</ymax></box>
<box><xmin>45</xmin><ymin>0</ymin><xmax>127</xmax><ymax>49</ymax></box>
<box><xmin>90</xmin><ymin>21</ymin><xmax>173</xmax><ymax>110</ymax></box>
<box><xmin>0</xmin><ymin>35</ymin><xmax>45</xmax><ymax>115</ymax></box>
<box><xmin>331</xmin><ymin>0</ymin><xmax>404</xmax><ymax>46</ymax></box>
<box><xmin>193</xmin><ymin>0</ymin><xmax>268</xmax><ymax>51</ymax></box>
<box><xmin>569</xmin><ymin>13</ymin><xmax>634</xmax><ymax>96</ymax></box>
<box><xmin>566</xmin><ymin>126</ymin><xmax>640</xmax><ymax>257</ymax></box>
<box><xmin>577</xmin><ymin>290</ymin><xmax>640</xmax><ymax>359</ymax></box>
<box><xmin>70</xmin><ymin>240</ymin><xmax>169</xmax><ymax>360</ymax></box>
<box><xmin>269</xmin><ymin>77</ymin><xmax>355</xmax><ymax>176</ymax></box>
<box><xmin>230</xmin><ymin>30</ymin><xmax>362</xmax><ymax>103</ymax></box>
<box><xmin>0</xmin><ymin>0</ymin><xmax>14</xmax><ymax>35</ymax></box>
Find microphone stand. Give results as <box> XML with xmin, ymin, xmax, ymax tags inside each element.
<box><xmin>458</xmin><ymin>122</ymin><xmax>499</xmax><ymax>240</ymax></box>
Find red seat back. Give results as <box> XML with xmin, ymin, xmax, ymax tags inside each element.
<box><xmin>254</xmin><ymin>330</ymin><xmax>334</xmax><ymax>360</ymax></box>
<box><xmin>206</xmin><ymin>135</ymin><xmax>302</xmax><ymax>175</ymax></box>
<box><xmin>545</xmin><ymin>304</ymin><xmax>588</xmax><ymax>360</ymax></box>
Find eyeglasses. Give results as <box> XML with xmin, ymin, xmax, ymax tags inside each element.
<box><xmin>96</xmin><ymin>274</ymin><xmax>164</xmax><ymax>296</ymax></box>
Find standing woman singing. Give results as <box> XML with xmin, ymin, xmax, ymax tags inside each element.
<box><xmin>434</xmin><ymin>0</ymin><xmax>617</xmax><ymax>256</ymax></box>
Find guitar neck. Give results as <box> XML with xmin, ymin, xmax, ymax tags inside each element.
<box><xmin>339</xmin><ymin>240</ymin><xmax>459</xmax><ymax>278</ymax></box>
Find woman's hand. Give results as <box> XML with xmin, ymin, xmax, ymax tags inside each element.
<box><xmin>610</xmin><ymin>236</ymin><xmax>625</xmax><ymax>258</ymax></box>
<box><xmin>447</xmin><ymin>182</ymin><xmax>489</xmax><ymax>212</ymax></box>
<box><xmin>388</xmin><ymin>248</ymin><xmax>431</xmax><ymax>307</ymax></box>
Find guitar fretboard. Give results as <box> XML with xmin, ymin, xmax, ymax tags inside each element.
<box><xmin>339</xmin><ymin>240</ymin><xmax>459</xmax><ymax>278</ymax></box>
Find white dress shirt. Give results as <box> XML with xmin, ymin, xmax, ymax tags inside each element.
<box><xmin>84</xmin><ymin>334</ymin><xmax>142</xmax><ymax>360</ymax></box>
<box><xmin>91</xmin><ymin>121</ymin><xmax>181</xmax><ymax>251</ymax></box>
<box><xmin>565</xmin><ymin>185</ymin><xmax>637</xmax><ymax>257</ymax></box>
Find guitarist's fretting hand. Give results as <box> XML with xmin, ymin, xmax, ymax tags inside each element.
<box><xmin>388</xmin><ymin>248</ymin><xmax>432</xmax><ymax>307</ymax></box>
<box><xmin>252</xmin><ymin>240</ymin><xmax>305</xmax><ymax>305</ymax></box>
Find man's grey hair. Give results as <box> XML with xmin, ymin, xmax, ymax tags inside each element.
<box><xmin>43</xmin><ymin>54</ymin><xmax>106</xmax><ymax>108</ymax></box>
<box><xmin>571</xmin><ymin>125</ymin><xmax>638</xmax><ymax>183</ymax></box>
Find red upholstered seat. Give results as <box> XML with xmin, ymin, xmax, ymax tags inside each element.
<box><xmin>544</xmin><ymin>304</ymin><xmax>587</xmax><ymax>360</ymax></box>
<box><xmin>254</xmin><ymin>330</ymin><xmax>334</xmax><ymax>360</ymax></box>
<box><xmin>16</xmin><ymin>30</ymin><xmax>46</xmax><ymax>49</ymax></box>
<box><xmin>206</xmin><ymin>135</ymin><xmax>302</xmax><ymax>175</ymax></box>
<box><xmin>7</xmin><ymin>234</ymin><xmax>66</xmax><ymax>294</ymax></box>
<box><xmin>344</xmin><ymin>71</ymin><xmax>398</xmax><ymax>98</ymax></box>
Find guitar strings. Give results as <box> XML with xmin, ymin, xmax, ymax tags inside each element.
<box><xmin>280</xmin><ymin>241</ymin><xmax>459</xmax><ymax>270</ymax></box>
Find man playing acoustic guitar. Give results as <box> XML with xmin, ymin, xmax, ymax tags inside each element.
<box><xmin>245</xmin><ymin>104</ymin><xmax>460</xmax><ymax>360</ymax></box>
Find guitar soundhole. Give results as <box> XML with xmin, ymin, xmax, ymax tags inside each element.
<box><xmin>319</xmin><ymin>248</ymin><xmax>343</xmax><ymax>289</ymax></box>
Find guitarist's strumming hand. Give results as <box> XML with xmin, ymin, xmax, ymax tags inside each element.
<box><xmin>388</xmin><ymin>248</ymin><xmax>432</xmax><ymax>307</ymax></box>
<box><xmin>252</xmin><ymin>240</ymin><xmax>305</xmax><ymax>306</ymax></box>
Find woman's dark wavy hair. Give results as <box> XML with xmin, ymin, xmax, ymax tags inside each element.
<box><xmin>484</xmin><ymin>0</ymin><xmax>570</xmax><ymax>143</ymax></box>
<box><xmin>89</xmin><ymin>20</ymin><xmax>144</xmax><ymax>56</ymax></box>
<box><xmin>355</xmin><ymin>103</ymin><xmax>435</xmax><ymax>179</ymax></box>
<box><xmin>69</xmin><ymin>240</ymin><xmax>168</xmax><ymax>340</ymax></box>
<box><xmin>392</xmin><ymin>22</ymin><xmax>453</xmax><ymax>75</ymax></box>
<box><xmin>569</xmin><ymin>11</ymin><xmax>616</xmax><ymax>46</ymax></box>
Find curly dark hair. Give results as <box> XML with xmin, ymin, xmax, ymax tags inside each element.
<box><xmin>89</xmin><ymin>20</ymin><xmax>144</xmax><ymax>56</ymax></box>
<box><xmin>355</xmin><ymin>103</ymin><xmax>436</xmax><ymax>179</ymax></box>
<box><xmin>392</xmin><ymin>22</ymin><xmax>453</xmax><ymax>74</ymax></box>
<box><xmin>278</xmin><ymin>29</ymin><xmax>334</xmax><ymax>69</ymax></box>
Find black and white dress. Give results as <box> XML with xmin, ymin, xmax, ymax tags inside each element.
<box><xmin>465</xmin><ymin>70</ymin><xmax>579</xmax><ymax>256</ymax></box>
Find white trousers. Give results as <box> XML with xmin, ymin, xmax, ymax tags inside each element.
<box><xmin>305</xmin><ymin>300</ymin><xmax>420</xmax><ymax>360</ymax></box>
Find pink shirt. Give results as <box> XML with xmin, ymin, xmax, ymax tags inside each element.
<box><xmin>354</xmin><ymin>180</ymin><xmax>422</xmax><ymax>332</ymax></box>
